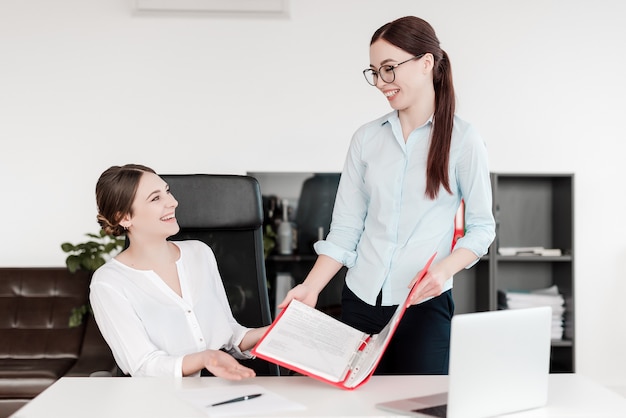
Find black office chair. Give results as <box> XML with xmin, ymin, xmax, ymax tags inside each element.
<box><xmin>295</xmin><ymin>173</ymin><xmax>346</xmax><ymax>319</ymax></box>
<box><xmin>161</xmin><ymin>174</ymin><xmax>279</xmax><ymax>376</ymax></box>
<box><xmin>295</xmin><ymin>173</ymin><xmax>341</xmax><ymax>255</ymax></box>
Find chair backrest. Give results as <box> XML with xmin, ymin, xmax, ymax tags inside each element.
<box><xmin>295</xmin><ymin>173</ymin><xmax>341</xmax><ymax>254</ymax></box>
<box><xmin>161</xmin><ymin>174</ymin><xmax>279</xmax><ymax>376</ymax></box>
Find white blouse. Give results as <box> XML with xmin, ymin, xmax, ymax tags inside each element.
<box><xmin>90</xmin><ymin>240</ymin><xmax>250</xmax><ymax>377</ymax></box>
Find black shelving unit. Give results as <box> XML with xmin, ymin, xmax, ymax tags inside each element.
<box><xmin>489</xmin><ymin>173</ymin><xmax>575</xmax><ymax>373</ymax></box>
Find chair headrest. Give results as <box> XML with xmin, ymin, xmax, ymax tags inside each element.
<box><xmin>160</xmin><ymin>174</ymin><xmax>263</xmax><ymax>230</ymax></box>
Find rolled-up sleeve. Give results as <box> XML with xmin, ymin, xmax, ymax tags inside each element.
<box><xmin>313</xmin><ymin>127</ymin><xmax>370</xmax><ymax>268</ymax></box>
<box><xmin>453</xmin><ymin>125</ymin><xmax>496</xmax><ymax>265</ymax></box>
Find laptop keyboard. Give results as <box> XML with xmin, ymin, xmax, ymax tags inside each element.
<box><xmin>411</xmin><ymin>404</ymin><xmax>447</xmax><ymax>417</ymax></box>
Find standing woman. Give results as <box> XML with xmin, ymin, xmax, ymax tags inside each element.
<box><xmin>90</xmin><ymin>164</ymin><xmax>266</xmax><ymax>378</ymax></box>
<box><xmin>279</xmin><ymin>16</ymin><xmax>495</xmax><ymax>374</ymax></box>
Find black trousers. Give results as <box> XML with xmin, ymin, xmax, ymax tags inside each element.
<box><xmin>340</xmin><ymin>284</ymin><xmax>454</xmax><ymax>375</ymax></box>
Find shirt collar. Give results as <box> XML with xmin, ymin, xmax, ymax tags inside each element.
<box><xmin>381</xmin><ymin>110</ymin><xmax>434</xmax><ymax>129</ymax></box>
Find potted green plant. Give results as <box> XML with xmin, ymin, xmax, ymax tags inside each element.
<box><xmin>61</xmin><ymin>230</ymin><xmax>125</xmax><ymax>327</ymax></box>
<box><xmin>263</xmin><ymin>224</ymin><xmax>277</xmax><ymax>259</ymax></box>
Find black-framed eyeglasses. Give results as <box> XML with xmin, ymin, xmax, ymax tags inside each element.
<box><xmin>362</xmin><ymin>53</ymin><xmax>425</xmax><ymax>86</ymax></box>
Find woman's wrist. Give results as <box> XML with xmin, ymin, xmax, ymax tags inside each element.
<box><xmin>239</xmin><ymin>327</ymin><xmax>267</xmax><ymax>351</ymax></box>
<box><xmin>303</xmin><ymin>255</ymin><xmax>342</xmax><ymax>293</ymax></box>
<box><xmin>182</xmin><ymin>349</ymin><xmax>218</xmax><ymax>376</ymax></box>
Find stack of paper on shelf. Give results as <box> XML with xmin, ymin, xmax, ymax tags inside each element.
<box><xmin>498</xmin><ymin>285</ymin><xmax>564</xmax><ymax>340</ymax></box>
<box><xmin>498</xmin><ymin>247</ymin><xmax>562</xmax><ymax>256</ymax></box>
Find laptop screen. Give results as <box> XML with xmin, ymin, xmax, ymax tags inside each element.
<box><xmin>377</xmin><ymin>306</ymin><xmax>552</xmax><ymax>418</ymax></box>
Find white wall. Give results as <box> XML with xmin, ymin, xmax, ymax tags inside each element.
<box><xmin>1</xmin><ymin>0</ymin><xmax>625</xmax><ymax>391</ymax></box>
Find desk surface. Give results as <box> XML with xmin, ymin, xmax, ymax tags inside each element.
<box><xmin>11</xmin><ymin>374</ymin><xmax>626</xmax><ymax>417</ymax></box>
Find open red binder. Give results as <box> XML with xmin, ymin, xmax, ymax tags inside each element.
<box><xmin>251</xmin><ymin>253</ymin><xmax>436</xmax><ymax>390</ymax></box>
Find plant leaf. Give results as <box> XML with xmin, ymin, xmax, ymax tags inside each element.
<box><xmin>69</xmin><ymin>304</ymin><xmax>88</xmax><ymax>327</ymax></box>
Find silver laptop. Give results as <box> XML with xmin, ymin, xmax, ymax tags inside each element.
<box><xmin>376</xmin><ymin>306</ymin><xmax>552</xmax><ymax>418</ymax></box>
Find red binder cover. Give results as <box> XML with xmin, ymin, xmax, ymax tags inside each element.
<box><xmin>452</xmin><ymin>199</ymin><xmax>465</xmax><ymax>250</ymax></box>
<box><xmin>251</xmin><ymin>253</ymin><xmax>436</xmax><ymax>390</ymax></box>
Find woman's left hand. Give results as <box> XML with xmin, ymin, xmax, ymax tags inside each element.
<box><xmin>204</xmin><ymin>350</ymin><xmax>256</xmax><ymax>380</ymax></box>
<box><xmin>406</xmin><ymin>262</ymin><xmax>449</xmax><ymax>305</ymax></box>
<box><xmin>406</xmin><ymin>249</ymin><xmax>479</xmax><ymax>306</ymax></box>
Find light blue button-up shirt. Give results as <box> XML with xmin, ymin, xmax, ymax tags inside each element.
<box><xmin>315</xmin><ymin>111</ymin><xmax>495</xmax><ymax>306</ymax></box>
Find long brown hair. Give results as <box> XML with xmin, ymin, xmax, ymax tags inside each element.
<box><xmin>95</xmin><ymin>164</ymin><xmax>156</xmax><ymax>236</ymax></box>
<box><xmin>371</xmin><ymin>16</ymin><xmax>455</xmax><ymax>199</ymax></box>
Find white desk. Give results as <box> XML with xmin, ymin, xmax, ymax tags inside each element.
<box><xmin>10</xmin><ymin>374</ymin><xmax>626</xmax><ymax>417</ymax></box>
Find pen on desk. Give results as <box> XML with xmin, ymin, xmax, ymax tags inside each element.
<box><xmin>210</xmin><ymin>393</ymin><xmax>263</xmax><ymax>407</ymax></box>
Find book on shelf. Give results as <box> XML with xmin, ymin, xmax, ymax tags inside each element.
<box><xmin>498</xmin><ymin>246</ymin><xmax>562</xmax><ymax>256</ymax></box>
<box><xmin>251</xmin><ymin>253</ymin><xmax>436</xmax><ymax>390</ymax></box>
<box><xmin>498</xmin><ymin>285</ymin><xmax>565</xmax><ymax>340</ymax></box>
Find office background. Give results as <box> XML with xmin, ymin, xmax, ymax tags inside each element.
<box><xmin>1</xmin><ymin>0</ymin><xmax>624</xmax><ymax>394</ymax></box>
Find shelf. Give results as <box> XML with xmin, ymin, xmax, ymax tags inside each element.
<box><xmin>496</xmin><ymin>255</ymin><xmax>573</xmax><ymax>262</ymax></box>
<box><xmin>551</xmin><ymin>339</ymin><xmax>573</xmax><ymax>348</ymax></box>
<box><xmin>267</xmin><ymin>254</ymin><xmax>317</xmax><ymax>262</ymax></box>
<box><xmin>489</xmin><ymin>173</ymin><xmax>575</xmax><ymax>373</ymax></box>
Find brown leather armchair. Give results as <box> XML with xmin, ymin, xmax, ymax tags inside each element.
<box><xmin>0</xmin><ymin>268</ymin><xmax>116</xmax><ymax>418</ymax></box>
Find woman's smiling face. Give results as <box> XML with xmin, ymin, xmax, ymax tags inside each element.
<box><xmin>368</xmin><ymin>39</ymin><xmax>432</xmax><ymax>112</ymax></box>
<box><xmin>123</xmin><ymin>172</ymin><xmax>180</xmax><ymax>238</ymax></box>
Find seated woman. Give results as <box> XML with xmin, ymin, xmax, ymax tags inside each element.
<box><xmin>90</xmin><ymin>164</ymin><xmax>266</xmax><ymax>378</ymax></box>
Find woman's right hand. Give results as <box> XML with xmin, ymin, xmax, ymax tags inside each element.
<box><xmin>276</xmin><ymin>255</ymin><xmax>342</xmax><ymax>311</ymax></box>
<box><xmin>276</xmin><ymin>283</ymin><xmax>319</xmax><ymax>310</ymax></box>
